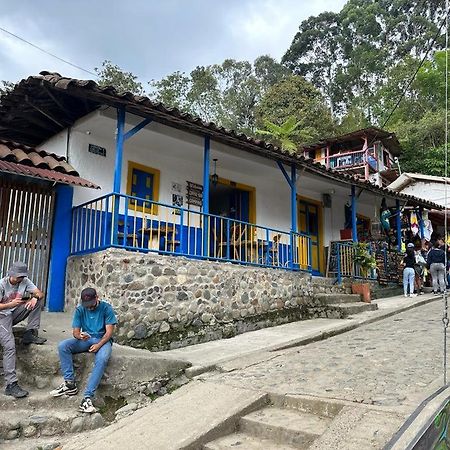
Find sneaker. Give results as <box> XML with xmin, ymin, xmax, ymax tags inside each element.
<box><xmin>404</xmin><ymin>294</ymin><xmax>409</xmax><ymax>298</ymax></box>
<box><xmin>22</xmin><ymin>329</ymin><xmax>47</xmax><ymax>345</ymax></box>
<box><xmin>50</xmin><ymin>381</ymin><xmax>78</xmax><ymax>397</ymax></box>
<box><xmin>433</xmin><ymin>291</ymin><xmax>440</xmax><ymax>296</ymax></box>
<box><xmin>79</xmin><ymin>397</ymin><xmax>97</xmax><ymax>413</ymax></box>
<box><xmin>5</xmin><ymin>382</ymin><xmax>29</xmax><ymax>398</ymax></box>
<box><xmin>410</xmin><ymin>293</ymin><xmax>417</xmax><ymax>297</ymax></box>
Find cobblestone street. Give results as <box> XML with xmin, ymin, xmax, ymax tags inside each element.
<box><xmin>208</xmin><ymin>301</ymin><xmax>445</xmax><ymax>411</ymax></box>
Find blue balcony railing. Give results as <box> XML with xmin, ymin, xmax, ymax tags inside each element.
<box><xmin>70</xmin><ymin>193</ymin><xmax>312</xmax><ymax>272</ymax></box>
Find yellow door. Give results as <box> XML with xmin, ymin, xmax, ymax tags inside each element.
<box><xmin>298</xmin><ymin>200</ymin><xmax>322</xmax><ymax>274</ymax></box>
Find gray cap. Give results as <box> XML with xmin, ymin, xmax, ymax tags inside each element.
<box><xmin>7</xmin><ymin>262</ymin><xmax>28</xmax><ymax>278</ymax></box>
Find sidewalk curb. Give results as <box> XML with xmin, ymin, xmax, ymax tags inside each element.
<box><xmin>187</xmin><ymin>295</ymin><xmax>440</xmax><ymax>377</ymax></box>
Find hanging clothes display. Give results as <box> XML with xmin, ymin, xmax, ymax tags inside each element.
<box><xmin>410</xmin><ymin>211</ymin><xmax>419</xmax><ymax>236</ymax></box>
<box><xmin>422</xmin><ymin>211</ymin><xmax>433</xmax><ymax>241</ymax></box>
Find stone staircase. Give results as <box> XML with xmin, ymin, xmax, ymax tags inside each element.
<box><xmin>0</xmin><ymin>321</ymin><xmax>189</xmax><ymax>447</ymax></box>
<box><xmin>203</xmin><ymin>395</ymin><xmax>343</xmax><ymax>449</ymax></box>
<box><xmin>315</xmin><ymin>293</ymin><xmax>378</xmax><ymax>316</ymax></box>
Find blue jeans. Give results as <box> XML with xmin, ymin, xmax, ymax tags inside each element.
<box><xmin>403</xmin><ymin>267</ymin><xmax>415</xmax><ymax>295</ymax></box>
<box><xmin>58</xmin><ymin>337</ymin><xmax>112</xmax><ymax>398</ymax></box>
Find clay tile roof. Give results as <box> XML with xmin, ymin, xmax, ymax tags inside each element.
<box><xmin>0</xmin><ymin>72</ymin><xmax>442</xmax><ymax>208</ymax></box>
<box><xmin>0</xmin><ymin>139</ymin><xmax>99</xmax><ymax>189</ymax></box>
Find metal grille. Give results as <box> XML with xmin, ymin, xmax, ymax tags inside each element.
<box><xmin>0</xmin><ymin>179</ymin><xmax>55</xmax><ymax>297</ymax></box>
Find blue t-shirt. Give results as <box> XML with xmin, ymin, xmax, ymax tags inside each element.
<box><xmin>72</xmin><ymin>301</ymin><xmax>117</xmax><ymax>338</ymax></box>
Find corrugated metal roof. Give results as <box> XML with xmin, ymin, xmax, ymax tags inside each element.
<box><xmin>0</xmin><ymin>72</ymin><xmax>442</xmax><ymax>209</ymax></box>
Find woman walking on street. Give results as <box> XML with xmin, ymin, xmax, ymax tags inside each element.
<box><xmin>403</xmin><ymin>243</ymin><xmax>416</xmax><ymax>298</ymax></box>
<box><xmin>427</xmin><ymin>241</ymin><xmax>446</xmax><ymax>294</ymax></box>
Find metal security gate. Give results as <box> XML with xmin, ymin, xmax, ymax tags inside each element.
<box><xmin>0</xmin><ymin>179</ymin><xmax>55</xmax><ymax>296</ymax></box>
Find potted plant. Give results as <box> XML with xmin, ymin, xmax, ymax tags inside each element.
<box><xmin>351</xmin><ymin>242</ymin><xmax>377</xmax><ymax>303</ymax></box>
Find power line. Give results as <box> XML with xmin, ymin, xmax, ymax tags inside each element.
<box><xmin>382</xmin><ymin>11</ymin><xmax>448</xmax><ymax>128</ymax></box>
<box><xmin>0</xmin><ymin>26</ymin><xmax>96</xmax><ymax>77</ymax></box>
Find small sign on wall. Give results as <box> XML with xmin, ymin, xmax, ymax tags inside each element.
<box><xmin>88</xmin><ymin>144</ymin><xmax>107</xmax><ymax>157</ymax></box>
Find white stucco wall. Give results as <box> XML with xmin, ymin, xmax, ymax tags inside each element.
<box><xmin>399</xmin><ymin>181</ymin><xmax>449</xmax><ymax>208</ymax></box>
<box><xmin>39</xmin><ymin>110</ymin><xmax>385</xmax><ymax>251</ymax></box>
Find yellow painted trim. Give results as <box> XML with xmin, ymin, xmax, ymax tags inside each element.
<box><xmin>212</xmin><ymin>176</ymin><xmax>256</xmax><ymax>224</ymax></box>
<box><xmin>126</xmin><ymin>161</ymin><xmax>160</xmax><ymax>215</ymax></box>
<box><xmin>297</xmin><ymin>195</ymin><xmax>324</xmax><ymax>274</ymax></box>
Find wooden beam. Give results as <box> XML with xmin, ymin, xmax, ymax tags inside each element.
<box><xmin>44</xmin><ymin>87</ymin><xmax>77</xmax><ymax>119</ymax></box>
<box><xmin>25</xmin><ymin>98</ymin><xmax>66</xmax><ymax>128</ymax></box>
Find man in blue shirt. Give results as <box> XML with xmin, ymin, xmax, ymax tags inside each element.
<box><xmin>50</xmin><ymin>287</ymin><xmax>117</xmax><ymax>413</ymax></box>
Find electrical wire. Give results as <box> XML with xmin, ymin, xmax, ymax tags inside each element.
<box><xmin>444</xmin><ymin>0</ymin><xmax>449</xmax><ymax>386</ymax></box>
<box><xmin>0</xmin><ymin>26</ymin><xmax>96</xmax><ymax>77</ymax></box>
<box><xmin>382</xmin><ymin>11</ymin><xmax>448</xmax><ymax>129</ymax></box>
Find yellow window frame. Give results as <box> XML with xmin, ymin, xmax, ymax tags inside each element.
<box><xmin>126</xmin><ymin>161</ymin><xmax>160</xmax><ymax>215</ymax></box>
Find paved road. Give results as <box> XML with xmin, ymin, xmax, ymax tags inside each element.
<box><xmin>207</xmin><ymin>300</ymin><xmax>446</xmax><ymax>412</ymax></box>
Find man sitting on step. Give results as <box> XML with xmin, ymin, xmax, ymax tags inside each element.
<box><xmin>0</xmin><ymin>261</ymin><xmax>47</xmax><ymax>399</ymax></box>
<box><xmin>50</xmin><ymin>287</ymin><xmax>117</xmax><ymax>414</ymax></box>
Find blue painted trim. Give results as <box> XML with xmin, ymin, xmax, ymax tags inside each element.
<box><xmin>202</xmin><ymin>136</ymin><xmax>210</xmax><ymax>256</ymax></box>
<box><xmin>276</xmin><ymin>161</ymin><xmax>293</xmax><ymax>189</ymax></box>
<box><xmin>351</xmin><ymin>185</ymin><xmax>358</xmax><ymax>242</ymax></box>
<box><xmin>123</xmin><ymin>117</ymin><xmax>152</xmax><ymax>141</ymax></box>
<box><xmin>337</xmin><ymin>243</ymin><xmax>342</xmax><ymax>284</ymax></box>
<box><xmin>47</xmin><ymin>185</ymin><xmax>74</xmax><ymax>312</ymax></box>
<box><xmin>396</xmin><ymin>200</ymin><xmax>402</xmax><ymax>251</ymax></box>
<box><xmin>291</xmin><ymin>164</ymin><xmax>297</xmax><ymax>232</ymax></box>
<box><xmin>113</xmin><ymin>107</ymin><xmax>126</xmax><ymax>193</ymax></box>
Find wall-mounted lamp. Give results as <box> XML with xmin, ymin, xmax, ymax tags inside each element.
<box><xmin>212</xmin><ymin>158</ymin><xmax>219</xmax><ymax>187</ymax></box>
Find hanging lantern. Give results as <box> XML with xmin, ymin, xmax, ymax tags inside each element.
<box><xmin>212</xmin><ymin>158</ymin><xmax>219</xmax><ymax>187</ymax></box>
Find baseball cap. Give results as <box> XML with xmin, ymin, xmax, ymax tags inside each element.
<box><xmin>7</xmin><ymin>261</ymin><xmax>28</xmax><ymax>277</ymax></box>
<box><xmin>407</xmin><ymin>243</ymin><xmax>415</xmax><ymax>248</ymax></box>
<box><xmin>80</xmin><ymin>287</ymin><xmax>98</xmax><ymax>307</ymax></box>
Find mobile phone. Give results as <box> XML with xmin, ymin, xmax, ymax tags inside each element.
<box><xmin>80</xmin><ymin>332</ymin><xmax>91</xmax><ymax>338</ymax></box>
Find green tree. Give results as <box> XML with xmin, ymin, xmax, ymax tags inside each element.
<box><xmin>0</xmin><ymin>80</ymin><xmax>14</xmax><ymax>98</ymax></box>
<box><xmin>95</xmin><ymin>60</ymin><xmax>144</xmax><ymax>95</ymax></box>
<box><xmin>150</xmin><ymin>56</ymin><xmax>290</xmax><ymax>133</ymax></box>
<box><xmin>255</xmin><ymin>75</ymin><xmax>335</xmax><ymax>145</ymax></box>
<box><xmin>282</xmin><ymin>0</ymin><xmax>445</xmax><ymax>116</ymax></box>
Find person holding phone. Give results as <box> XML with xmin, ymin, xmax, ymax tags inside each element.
<box><xmin>50</xmin><ymin>287</ymin><xmax>117</xmax><ymax>413</ymax></box>
<box><xmin>0</xmin><ymin>261</ymin><xmax>46</xmax><ymax>398</ymax></box>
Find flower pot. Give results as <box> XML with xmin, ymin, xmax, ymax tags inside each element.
<box><xmin>352</xmin><ymin>282</ymin><xmax>371</xmax><ymax>303</ymax></box>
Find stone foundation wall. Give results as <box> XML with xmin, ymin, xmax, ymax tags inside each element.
<box><xmin>66</xmin><ymin>249</ymin><xmax>348</xmax><ymax>351</ymax></box>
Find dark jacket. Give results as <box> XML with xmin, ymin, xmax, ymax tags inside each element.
<box><xmin>403</xmin><ymin>254</ymin><xmax>415</xmax><ymax>269</ymax></box>
<box><xmin>427</xmin><ymin>248</ymin><xmax>445</xmax><ymax>267</ymax></box>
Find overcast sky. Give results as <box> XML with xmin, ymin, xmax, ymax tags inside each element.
<box><xmin>0</xmin><ymin>0</ymin><xmax>346</xmax><ymax>86</ymax></box>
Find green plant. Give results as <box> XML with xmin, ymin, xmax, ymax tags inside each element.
<box><xmin>353</xmin><ymin>242</ymin><xmax>377</xmax><ymax>280</ymax></box>
<box><xmin>256</xmin><ymin>116</ymin><xmax>300</xmax><ymax>152</ymax></box>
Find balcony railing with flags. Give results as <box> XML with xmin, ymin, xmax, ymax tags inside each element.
<box><xmin>70</xmin><ymin>193</ymin><xmax>312</xmax><ymax>272</ymax></box>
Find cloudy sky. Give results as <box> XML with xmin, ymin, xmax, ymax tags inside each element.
<box><xmin>1</xmin><ymin>0</ymin><xmax>346</xmax><ymax>86</ymax></box>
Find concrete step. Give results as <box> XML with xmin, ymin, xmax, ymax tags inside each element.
<box><xmin>315</xmin><ymin>293</ymin><xmax>362</xmax><ymax>305</ymax></box>
<box><xmin>329</xmin><ymin>302</ymin><xmax>378</xmax><ymax>315</ymax></box>
<box><xmin>0</xmin><ymin>389</ymin><xmax>81</xmax><ymax>411</ymax></box>
<box><xmin>203</xmin><ymin>432</ymin><xmax>297</xmax><ymax>449</ymax></box>
<box><xmin>0</xmin><ymin>406</ymin><xmax>105</xmax><ymax>441</ymax></box>
<box><xmin>240</xmin><ymin>406</ymin><xmax>332</xmax><ymax>447</ymax></box>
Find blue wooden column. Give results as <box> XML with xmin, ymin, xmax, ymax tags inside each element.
<box><xmin>112</xmin><ymin>107</ymin><xmax>126</xmax><ymax>245</ymax></box>
<box><xmin>112</xmin><ymin>108</ymin><xmax>152</xmax><ymax>244</ymax></box>
<box><xmin>396</xmin><ymin>200</ymin><xmax>402</xmax><ymax>251</ymax></box>
<box><xmin>351</xmin><ymin>185</ymin><xmax>358</xmax><ymax>242</ymax></box>
<box><xmin>290</xmin><ymin>164</ymin><xmax>297</xmax><ymax>233</ymax></box>
<box><xmin>47</xmin><ymin>184</ymin><xmax>74</xmax><ymax>312</ymax></box>
<box><xmin>276</xmin><ymin>161</ymin><xmax>299</xmax><ymax>269</ymax></box>
<box><xmin>202</xmin><ymin>136</ymin><xmax>210</xmax><ymax>257</ymax></box>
